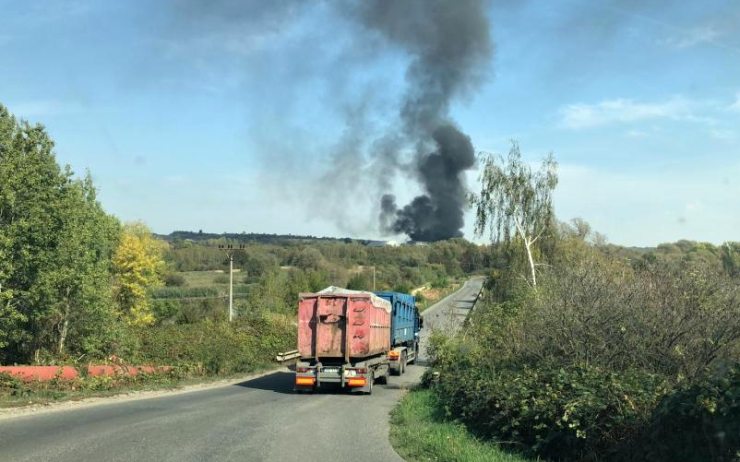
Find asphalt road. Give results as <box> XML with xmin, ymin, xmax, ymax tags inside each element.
<box><xmin>418</xmin><ymin>276</ymin><xmax>485</xmax><ymax>363</ymax></box>
<box><xmin>0</xmin><ymin>279</ymin><xmax>483</xmax><ymax>462</ymax></box>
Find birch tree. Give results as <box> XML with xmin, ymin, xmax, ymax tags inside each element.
<box><xmin>472</xmin><ymin>142</ymin><xmax>557</xmax><ymax>288</ymax></box>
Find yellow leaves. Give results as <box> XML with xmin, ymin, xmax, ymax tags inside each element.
<box><xmin>112</xmin><ymin>222</ymin><xmax>166</xmax><ymax>327</ymax></box>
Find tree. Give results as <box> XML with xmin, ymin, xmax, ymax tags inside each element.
<box><xmin>32</xmin><ymin>174</ymin><xmax>120</xmax><ymax>355</ymax></box>
<box><xmin>113</xmin><ymin>223</ymin><xmax>166</xmax><ymax>327</ymax></box>
<box><xmin>0</xmin><ymin>104</ymin><xmax>121</xmax><ymax>361</ymax></box>
<box><xmin>720</xmin><ymin>242</ymin><xmax>740</xmax><ymax>278</ymax></box>
<box><xmin>472</xmin><ymin>142</ymin><xmax>558</xmax><ymax>288</ymax></box>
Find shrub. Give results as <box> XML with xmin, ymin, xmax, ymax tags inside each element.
<box><xmin>134</xmin><ymin>313</ymin><xmax>296</xmax><ymax>375</ymax></box>
<box><xmin>164</xmin><ymin>273</ymin><xmax>187</xmax><ymax>287</ymax></box>
<box><xmin>0</xmin><ymin>372</ymin><xmax>30</xmax><ymax>398</ymax></box>
<box><xmin>151</xmin><ymin>299</ymin><xmax>181</xmax><ymax>322</ymax></box>
<box><xmin>637</xmin><ymin>364</ymin><xmax>740</xmax><ymax>462</ymax></box>
<box><xmin>427</xmin><ymin>238</ymin><xmax>740</xmax><ymax>462</ymax></box>
<box><xmin>430</xmin><ymin>353</ymin><xmax>667</xmax><ymax>461</ymax></box>
<box><xmin>431</xmin><ymin>276</ymin><xmax>448</xmax><ymax>289</ymax></box>
<box><xmin>347</xmin><ymin>272</ymin><xmax>372</xmax><ymax>291</ymax></box>
<box><xmin>150</xmin><ymin>286</ymin><xmax>220</xmax><ymax>299</ymax></box>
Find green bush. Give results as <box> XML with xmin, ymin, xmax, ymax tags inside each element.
<box><xmin>0</xmin><ymin>372</ymin><xmax>31</xmax><ymax>398</ymax></box>
<box><xmin>637</xmin><ymin>364</ymin><xmax>740</xmax><ymax>462</ymax></box>
<box><xmin>431</xmin><ymin>276</ymin><xmax>448</xmax><ymax>289</ymax></box>
<box><xmin>427</xmin><ymin>237</ymin><xmax>740</xmax><ymax>462</ymax></box>
<box><xmin>431</xmin><ymin>351</ymin><xmax>666</xmax><ymax>460</ymax></box>
<box><xmin>164</xmin><ymin>273</ymin><xmax>187</xmax><ymax>287</ymax></box>
<box><xmin>135</xmin><ymin>313</ymin><xmax>295</xmax><ymax>375</ymax></box>
<box><xmin>150</xmin><ymin>286</ymin><xmax>220</xmax><ymax>299</ymax></box>
<box><xmin>152</xmin><ymin>299</ymin><xmax>181</xmax><ymax>322</ymax></box>
<box><xmin>346</xmin><ymin>272</ymin><xmax>372</xmax><ymax>291</ymax></box>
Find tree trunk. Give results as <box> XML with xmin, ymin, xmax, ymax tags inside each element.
<box><xmin>57</xmin><ymin>288</ymin><xmax>72</xmax><ymax>355</ymax></box>
<box><xmin>514</xmin><ymin>217</ymin><xmax>538</xmax><ymax>288</ymax></box>
<box><xmin>57</xmin><ymin>315</ymin><xmax>69</xmax><ymax>356</ymax></box>
<box><xmin>524</xmin><ymin>238</ymin><xmax>537</xmax><ymax>288</ymax></box>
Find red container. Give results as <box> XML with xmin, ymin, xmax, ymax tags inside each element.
<box><xmin>297</xmin><ymin>287</ymin><xmax>391</xmax><ymax>360</ymax></box>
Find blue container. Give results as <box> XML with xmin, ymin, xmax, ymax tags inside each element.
<box><xmin>374</xmin><ymin>291</ymin><xmax>419</xmax><ymax>347</ymax></box>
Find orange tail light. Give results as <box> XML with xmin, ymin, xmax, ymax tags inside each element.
<box><xmin>347</xmin><ymin>378</ymin><xmax>367</xmax><ymax>387</ymax></box>
<box><xmin>295</xmin><ymin>377</ymin><xmax>316</xmax><ymax>386</ymax></box>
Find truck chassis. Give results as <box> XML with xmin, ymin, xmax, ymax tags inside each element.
<box><xmin>294</xmin><ymin>341</ymin><xmax>418</xmax><ymax>395</ymax></box>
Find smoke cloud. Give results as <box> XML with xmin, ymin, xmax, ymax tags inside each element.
<box><xmin>164</xmin><ymin>1</ymin><xmax>493</xmax><ymax>241</ymax></box>
<box><xmin>380</xmin><ymin>125</ymin><xmax>475</xmax><ymax>241</ymax></box>
<box><xmin>349</xmin><ymin>0</ymin><xmax>493</xmax><ymax>241</ymax></box>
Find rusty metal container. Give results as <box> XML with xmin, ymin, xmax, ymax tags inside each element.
<box><xmin>297</xmin><ymin>287</ymin><xmax>391</xmax><ymax>361</ymax></box>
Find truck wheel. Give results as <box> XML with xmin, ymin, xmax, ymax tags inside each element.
<box><xmin>365</xmin><ymin>372</ymin><xmax>374</xmax><ymax>395</ymax></box>
<box><xmin>408</xmin><ymin>345</ymin><xmax>419</xmax><ymax>364</ymax></box>
<box><xmin>377</xmin><ymin>368</ymin><xmax>389</xmax><ymax>385</ymax></box>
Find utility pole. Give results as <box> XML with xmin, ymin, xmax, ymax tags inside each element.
<box><xmin>372</xmin><ymin>265</ymin><xmax>376</xmax><ymax>291</ymax></box>
<box><xmin>218</xmin><ymin>244</ymin><xmax>246</xmax><ymax>322</ymax></box>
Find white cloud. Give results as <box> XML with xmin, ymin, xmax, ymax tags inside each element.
<box><xmin>559</xmin><ymin>97</ymin><xmax>694</xmax><ymax>129</ymax></box>
<box><xmin>553</xmin><ymin>162</ymin><xmax>740</xmax><ymax>246</ymax></box>
<box><xmin>625</xmin><ymin>129</ymin><xmax>649</xmax><ymax>138</ymax></box>
<box><xmin>661</xmin><ymin>25</ymin><xmax>721</xmax><ymax>49</ymax></box>
<box><xmin>730</xmin><ymin>93</ymin><xmax>740</xmax><ymax>112</ymax></box>
<box><xmin>709</xmin><ymin>128</ymin><xmax>736</xmax><ymax>141</ymax></box>
<box><xmin>557</xmin><ymin>93</ymin><xmax>740</xmax><ymax>130</ymax></box>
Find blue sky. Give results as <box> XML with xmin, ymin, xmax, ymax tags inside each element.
<box><xmin>2</xmin><ymin>0</ymin><xmax>739</xmax><ymax>246</ymax></box>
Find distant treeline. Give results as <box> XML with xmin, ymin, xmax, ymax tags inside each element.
<box><xmin>158</xmin><ymin>230</ymin><xmax>358</xmax><ymax>245</ymax></box>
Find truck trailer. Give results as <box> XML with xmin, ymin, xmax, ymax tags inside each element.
<box><xmin>294</xmin><ymin>287</ymin><xmax>422</xmax><ymax>394</ymax></box>
<box><xmin>375</xmin><ymin>291</ymin><xmax>421</xmax><ymax>375</ymax></box>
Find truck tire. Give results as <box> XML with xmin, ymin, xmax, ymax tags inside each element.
<box><xmin>365</xmin><ymin>371</ymin><xmax>374</xmax><ymax>395</ymax></box>
<box><xmin>408</xmin><ymin>344</ymin><xmax>419</xmax><ymax>365</ymax></box>
<box><xmin>377</xmin><ymin>367</ymin><xmax>389</xmax><ymax>385</ymax></box>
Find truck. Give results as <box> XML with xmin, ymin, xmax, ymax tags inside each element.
<box><xmin>294</xmin><ymin>286</ymin><xmax>422</xmax><ymax>394</ymax></box>
<box><xmin>375</xmin><ymin>291</ymin><xmax>421</xmax><ymax>375</ymax></box>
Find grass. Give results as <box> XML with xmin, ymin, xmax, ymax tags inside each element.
<box><xmin>180</xmin><ymin>270</ymin><xmax>239</xmax><ymax>287</ymax></box>
<box><xmin>390</xmin><ymin>389</ymin><xmax>534</xmax><ymax>462</ymax></box>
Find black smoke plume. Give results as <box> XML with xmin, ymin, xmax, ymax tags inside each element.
<box><xmin>380</xmin><ymin>125</ymin><xmax>475</xmax><ymax>241</ymax></box>
<box><xmin>350</xmin><ymin>0</ymin><xmax>493</xmax><ymax>241</ymax></box>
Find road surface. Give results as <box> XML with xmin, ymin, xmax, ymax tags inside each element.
<box><xmin>0</xmin><ymin>278</ymin><xmax>483</xmax><ymax>462</ymax></box>
<box><xmin>418</xmin><ymin>276</ymin><xmax>485</xmax><ymax>362</ymax></box>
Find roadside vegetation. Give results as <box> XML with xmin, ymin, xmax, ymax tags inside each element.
<box><xmin>410</xmin><ymin>144</ymin><xmax>740</xmax><ymax>462</ymax></box>
<box><xmin>390</xmin><ymin>389</ymin><xmax>533</xmax><ymax>462</ymax></box>
<box><xmin>0</xmin><ymin>104</ymin><xmax>484</xmax><ymax>405</ymax></box>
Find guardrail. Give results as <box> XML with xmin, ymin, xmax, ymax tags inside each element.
<box><xmin>275</xmin><ymin>350</ymin><xmax>300</xmax><ymax>362</ymax></box>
